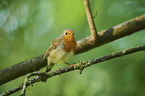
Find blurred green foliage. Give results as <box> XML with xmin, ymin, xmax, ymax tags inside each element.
<box><xmin>0</xmin><ymin>0</ymin><xmax>145</xmax><ymax>96</ymax></box>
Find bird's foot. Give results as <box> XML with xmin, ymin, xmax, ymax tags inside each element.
<box><xmin>55</xmin><ymin>64</ymin><xmax>62</xmax><ymax>76</ymax></box>
<box><xmin>65</xmin><ymin>62</ymin><xmax>75</xmax><ymax>66</ymax></box>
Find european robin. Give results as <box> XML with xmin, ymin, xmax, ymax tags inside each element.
<box><xmin>42</xmin><ymin>29</ymin><xmax>77</xmax><ymax>72</ymax></box>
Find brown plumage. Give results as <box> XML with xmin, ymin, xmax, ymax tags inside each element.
<box><xmin>42</xmin><ymin>29</ymin><xmax>77</xmax><ymax>72</ymax></box>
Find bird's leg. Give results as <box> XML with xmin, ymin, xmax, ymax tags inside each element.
<box><xmin>55</xmin><ymin>63</ymin><xmax>61</xmax><ymax>75</ymax></box>
<box><xmin>44</xmin><ymin>66</ymin><xmax>49</xmax><ymax>72</ymax></box>
<box><xmin>44</xmin><ymin>66</ymin><xmax>52</xmax><ymax>72</ymax></box>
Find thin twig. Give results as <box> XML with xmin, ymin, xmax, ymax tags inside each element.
<box><xmin>83</xmin><ymin>0</ymin><xmax>98</xmax><ymax>42</ymax></box>
<box><xmin>1</xmin><ymin>45</ymin><xmax>145</xmax><ymax>96</ymax></box>
<box><xmin>20</xmin><ymin>74</ymin><xmax>29</xmax><ymax>96</ymax></box>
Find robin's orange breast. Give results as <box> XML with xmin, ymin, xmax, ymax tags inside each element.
<box><xmin>62</xmin><ymin>35</ymin><xmax>77</xmax><ymax>53</ymax></box>
<box><xmin>63</xmin><ymin>39</ymin><xmax>77</xmax><ymax>53</ymax></box>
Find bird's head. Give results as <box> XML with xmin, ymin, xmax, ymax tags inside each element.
<box><xmin>61</xmin><ymin>29</ymin><xmax>75</xmax><ymax>41</ymax></box>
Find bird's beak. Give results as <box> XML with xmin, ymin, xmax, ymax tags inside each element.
<box><xmin>70</xmin><ymin>32</ymin><xmax>75</xmax><ymax>39</ymax></box>
<box><xmin>71</xmin><ymin>32</ymin><xmax>74</xmax><ymax>36</ymax></box>
<box><xmin>70</xmin><ymin>32</ymin><xmax>74</xmax><ymax>37</ymax></box>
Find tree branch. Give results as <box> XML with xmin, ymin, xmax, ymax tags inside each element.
<box><xmin>1</xmin><ymin>45</ymin><xmax>145</xmax><ymax>96</ymax></box>
<box><xmin>83</xmin><ymin>0</ymin><xmax>98</xmax><ymax>42</ymax></box>
<box><xmin>76</xmin><ymin>14</ymin><xmax>145</xmax><ymax>54</ymax></box>
<box><xmin>0</xmin><ymin>14</ymin><xmax>145</xmax><ymax>85</ymax></box>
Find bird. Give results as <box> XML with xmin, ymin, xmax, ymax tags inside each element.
<box><xmin>42</xmin><ymin>29</ymin><xmax>77</xmax><ymax>73</ymax></box>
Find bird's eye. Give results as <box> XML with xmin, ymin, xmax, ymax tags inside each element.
<box><xmin>72</xmin><ymin>32</ymin><xmax>74</xmax><ymax>35</ymax></box>
<box><xmin>65</xmin><ymin>32</ymin><xmax>68</xmax><ymax>35</ymax></box>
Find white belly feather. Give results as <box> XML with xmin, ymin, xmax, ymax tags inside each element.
<box><xmin>48</xmin><ymin>44</ymin><xmax>74</xmax><ymax>64</ymax></box>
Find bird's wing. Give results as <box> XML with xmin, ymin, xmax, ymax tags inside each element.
<box><xmin>42</xmin><ymin>37</ymin><xmax>61</xmax><ymax>60</ymax></box>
